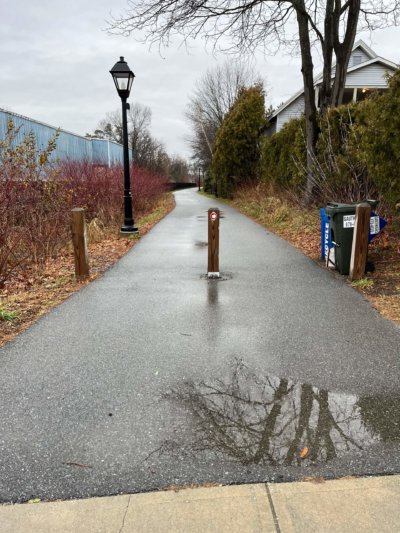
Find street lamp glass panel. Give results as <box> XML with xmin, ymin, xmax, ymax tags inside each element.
<box><xmin>114</xmin><ymin>73</ymin><xmax>134</xmax><ymax>92</ymax></box>
<box><xmin>110</xmin><ymin>57</ymin><xmax>135</xmax><ymax>98</ymax></box>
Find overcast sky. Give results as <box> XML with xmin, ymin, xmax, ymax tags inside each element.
<box><xmin>1</xmin><ymin>1</ymin><xmax>399</xmax><ymax>159</ymax></box>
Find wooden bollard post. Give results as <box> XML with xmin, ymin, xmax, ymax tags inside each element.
<box><xmin>349</xmin><ymin>203</ymin><xmax>371</xmax><ymax>281</ymax></box>
<box><xmin>71</xmin><ymin>208</ymin><xmax>90</xmax><ymax>279</ymax></box>
<box><xmin>208</xmin><ymin>208</ymin><xmax>220</xmax><ymax>278</ymax></box>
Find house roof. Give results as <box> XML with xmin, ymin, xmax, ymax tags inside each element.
<box><xmin>351</xmin><ymin>39</ymin><xmax>377</xmax><ymax>60</ymax></box>
<box><xmin>269</xmin><ymin>40</ymin><xmax>397</xmax><ymax>120</ymax></box>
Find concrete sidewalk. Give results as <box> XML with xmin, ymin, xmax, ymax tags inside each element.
<box><xmin>1</xmin><ymin>475</ymin><xmax>399</xmax><ymax>533</ymax></box>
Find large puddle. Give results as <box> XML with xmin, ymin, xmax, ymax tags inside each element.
<box><xmin>151</xmin><ymin>359</ymin><xmax>400</xmax><ymax>469</ymax></box>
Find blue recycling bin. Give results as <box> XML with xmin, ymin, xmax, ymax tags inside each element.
<box><xmin>320</xmin><ymin>208</ymin><xmax>332</xmax><ymax>260</ymax></box>
<box><xmin>320</xmin><ymin>204</ymin><xmax>387</xmax><ymax>272</ymax></box>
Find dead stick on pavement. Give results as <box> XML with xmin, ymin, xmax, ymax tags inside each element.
<box><xmin>63</xmin><ymin>462</ymin><xmax>93</xmax><ymax>468</ymax></box>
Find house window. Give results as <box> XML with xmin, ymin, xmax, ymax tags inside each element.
<box><xmin>353</xmin><ymin>55</ymin><xmax>362</xmax><ymax>66</ymax></box>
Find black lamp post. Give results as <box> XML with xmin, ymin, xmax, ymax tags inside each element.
<box><xmin>198</xmin><ymin>167</ymin><xmax>201</xmax><ymax>191</ymax></box>
<box><xmin>110</xmin><ymin>56</ymin><xmax>138</xmax><ymax>234</ymax></box>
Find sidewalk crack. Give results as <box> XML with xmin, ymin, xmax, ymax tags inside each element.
<box><xmin>119</xmin><ymin>494</ymin><xmax>131</xmax><ymax>533</ymax></box>
<box><xmin>265</xmin><ymin>484</ymin><xmax>281</xmax><ymax>533</ymax></box>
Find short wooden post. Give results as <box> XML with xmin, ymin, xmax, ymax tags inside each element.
<box><xmin>71</xmin><ymin>208</ymin><xmax>89</xmax><ymax>279</ymax></box>
<box><xmin>208</xmin><ymin>208</ymin><xmax>220</xmax><ymax>278</ymax></box>
<box><xmin>349</xmin><ymin>203</ymin><xmax>371</xmax><ymax>281</ymax></box>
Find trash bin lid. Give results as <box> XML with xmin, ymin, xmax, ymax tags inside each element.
<box><xmin>325</xmin><ymin>202</ymin><xmax>356</xmax><ymax>217</ymax></box>
<box><xmin>325</xmin><ymin>199</ymin><xmax>378</xmax><ymax>217</ymax></box>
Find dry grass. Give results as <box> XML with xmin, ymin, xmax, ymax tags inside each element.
<box><xmin>231</xmin><ymin>183</ymin><xmax>321</xmax><ymax>260</ymax></box>
<box><xmin>0</xmin><ymin>193</ymin><xmax>175</xmax><ymax>348</ymax></box>
<box><xmin>227</xmin><ymin>183</ymin><xmax>400</xmax><ymax>326</ymax></box>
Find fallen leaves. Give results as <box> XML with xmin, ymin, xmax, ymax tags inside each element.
<box><xmin>0</xmin><ymin>195</ymin><xmax>175</xmax><ymax>348</ymax></box>
<box><xmin>299</xmin><ymin>447</ymin><xmax>309</xmax><ymax>459</ymax></box>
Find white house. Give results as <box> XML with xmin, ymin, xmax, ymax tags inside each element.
<box><xmin>266</xmin><ymin>40</ymin><xmax>398</xmax><ymax>135</ymax></box>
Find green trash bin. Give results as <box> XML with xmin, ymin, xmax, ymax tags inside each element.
<box><xmin>325</xmin><ymin>200</ymin><xmax>378</xmax><ymax>275</ymax></box>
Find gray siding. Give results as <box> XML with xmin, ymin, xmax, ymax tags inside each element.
<box><xmin>0</xmin><ymin>109</ymin><xmax>123</xmax><ymax>167</ymax></box>
<box><xmin>276</xmin><ymin>95</ymin><xmax>304</xmax><ymax>131</ymax></box>
<box><xmin>332</xmin><ymin>50</ymin><xmax>371</xmax><ymax>77</ymax></box>
<box><xmin>345</xmin><ymin>63</ymin><xmax>392</xmax><ymax>87</ymax></box>
<box><xmin>349</xmin><ymin>49</ymin><xmax>370</xmax><ymax>67</ymax></box>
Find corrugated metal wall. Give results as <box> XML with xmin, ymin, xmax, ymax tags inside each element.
<box><xmin>0</xmin><ymin>108</ymin><xmax>123</xmax><ymax>167</ymax></box>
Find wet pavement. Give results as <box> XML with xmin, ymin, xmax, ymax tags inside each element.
<box><xmin>149</xmin><ymin>358</ymin><xmax>400</xmax><ymax>484</ymax></box>
<box><xmin>0</xmin><ymin>188</ymin><xmax>399</xmax><ymax>503</ymax></box>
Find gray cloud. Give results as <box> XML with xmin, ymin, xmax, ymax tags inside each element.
<box><xmin>1</xmin><ymin>1</ymin><xmax>399</xmax><ymax>158</ymax></box>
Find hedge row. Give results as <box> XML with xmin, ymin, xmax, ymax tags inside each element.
<box><xmin>261</xmin><ymin>69</ymin><xmax>400</xmax><ymax>210</ymax></box>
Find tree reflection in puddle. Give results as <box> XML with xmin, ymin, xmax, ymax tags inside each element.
<box><xmin>154</xmin><ymin>359</ymin><xmax>399</xmax><ymax>467</ymax></box>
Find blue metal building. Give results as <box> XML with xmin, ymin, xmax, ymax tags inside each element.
<box><xmin>0</xmin><ymin>108</ymin><xmax>123</xmax><ymax>167</ymax></box>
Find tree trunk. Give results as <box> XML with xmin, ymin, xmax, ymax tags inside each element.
<box><xmin>319</xmin><ymin>0</ymin><xmax>335</xmax><ymax>115</ymax></box>
<box><xmin>296</xmin><ymin>3</ymin><xmax>319</xmax><ymax>204</ymax></box>
<box><xmin>331</xmin><ymin>0</ymin><xmax>360</xmax><ymax>106</ymax></box>
<box><xmin>284</xmin><ymin>384</ymin><xmax>314</xmax><ymax>466</ymax></box>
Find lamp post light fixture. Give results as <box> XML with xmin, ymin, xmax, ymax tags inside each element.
<box><xmin>110</xmin><ymin>56</ymin><xmax>138</xmax><ymax>234</ymax></box>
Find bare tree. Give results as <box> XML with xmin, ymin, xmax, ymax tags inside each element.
<box><xmin>128</xmin><ymin>103</ymin><xmax>152</xmax><ymax>159</ymax></box>
<box><xmin>133</xmin><ymin>132</ymin><xmax>170</xmax><ymax>174</ymax></box>
<box><xmin>87</xmin><ymin>104</ymin><xmax>181</xmax><ymax>176</ymax></box>
<box><xmin>186</xmin><ymin>60</ymin><xmax>262</xmax><ymax>168</ymax></box>
<box><xmin>148</xmin><ymin>359</ymin><xmax>374</xmax><ymax>467</ymax></box>
<box><xmin>169</xmin><ymin>156</ymin><xmax>190</xmax><ymax>183</ymax></box>
<box><xmin>86</xmin><ymin>110</ymin><xmax>123</xmax><ymax>143</ymax></box>
<box><xmin>110</xmin><ymin>0</ymin><xmax>400</xmax><ymax>201</ymax></box>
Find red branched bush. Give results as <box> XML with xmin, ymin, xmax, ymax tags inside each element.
<box><xmin>131</xmin><ymin>165</ymin><xmax>170</xmax><ymax>213</ymax></box>
<box><xmin>58</xmin><ymin>160</ymin><xmax>123</xmax><ymax>224</ymax></box>
<box><xmin>58</xmin><ymin>161</ymin><xmax>170</xmax><ymax>220</ymax></box>
<box><xmin>0</xmin><ymin>128</ymin><xmax>170</xmax><ymax>286</ymax></box>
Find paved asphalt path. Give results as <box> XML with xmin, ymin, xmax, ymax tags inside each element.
<box><xmin>1</xmin><ymin>188</ymin><xmax>400</xmax><ymax>503</ymax></box>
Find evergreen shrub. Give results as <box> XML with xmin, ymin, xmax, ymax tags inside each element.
<box><xmin>211</xmin><ymin>85</ymin><xmax>265</xmax><ymax>197</ymax></box>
